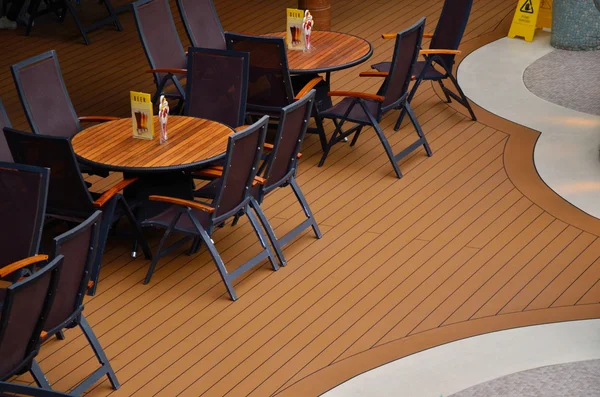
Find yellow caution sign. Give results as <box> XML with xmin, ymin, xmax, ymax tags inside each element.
<box><xmin>537</xmin><ymin>0</ymin><xmax>552</xmax><ymax>30</ymax></box>
<box><xmin>508</xmin><ymin>0</ymin><xmax>541</xmax><ymax>42</ymax></box>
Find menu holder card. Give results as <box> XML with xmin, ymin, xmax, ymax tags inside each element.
<box><xmin>130</xmin><ymin>91</ymin><xmax>154</xmax><ymax>140</ymax></box>
<box><xmin>286</xmin><ymin>8</ymin><xmax>306</xmax><ymax>51</ymax></box>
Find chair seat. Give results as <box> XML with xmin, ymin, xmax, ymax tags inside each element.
<box><xmin>143</xmin><ymin>204</ymin><xmax>211</xmax><ymax>234</ymax></box>
<box><xmin>321</xmin><ymin>97</ymin><xmax>380</xmax><ymax>123</ymax></box>
<box><xmin>372</xmin><ymin>60</ymin><xmax>447</xmax><ymax>80</ymax></box>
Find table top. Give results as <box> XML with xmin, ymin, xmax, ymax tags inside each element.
<box><xmin>72</xmin><ymin>116</ymin><xmax>233</xmax><ymax>173</ymax></box>
<box><xmin>270</xmin><ymin>31</ymin><xmax>373</xmax><ymax>74</ymax></box>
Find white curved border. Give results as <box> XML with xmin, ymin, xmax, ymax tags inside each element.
<box><xmin>457</xmin><ymin>32</ymin><xmax>600</xmax><ymax>220</ymax></box>
<box><xmin>322</xmin><ymin>319</ymin><xmax>600</xmax><ymax>397</ymax></box>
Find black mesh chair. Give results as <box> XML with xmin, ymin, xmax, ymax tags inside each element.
<box><xmin>142</xmin><ymin>116</ymin><xmax>282</xmax><ymax>300</ymax></box>
<box><xmin>0</xmin><ymin>381</ymin><xmax>70</xmax><ymax>396</ymax></box>
<box><xmin>30</xmin><ymin>211</ymin><xmax>119</xmax><ymax>395</ymax></box>
<box><xmin>318</xmin><ymin>18</ymin><xmax>432</xmax><ymax>178</ymax></box>
<box><xmin>176</xmin><ymin>0</ymin><xmax>226</xmax><ymax>50</ymax></box>
<box><xmin>0</xmin><ymin>162</ymin><xmax>49</xmax><ymax>272</ymax></box>
<box><xmin>0</xmin><ymin>255</ymin><xmax>62</xmax><ymax>389</ymax></box>
<box><xmin>373</xmin><ymin>0</ymin><xmax>476</xmax><ymax>129</ymax></box>
<box><xmin>0</xmin><ymin>98</ymin><xmax>11</xmax><ymax>162</ymax></box>
<box><xmin>11</xmin><ymin>51</ymin><xmax>117</xmax><ymax>177</ymax></box>
<box><xmin>132</xmin><ymin>0</ymin><xmax>187</xmax><ymax>108</ymax></box>
<box><xmin>22</xmin><ymin>0</ymin><xmax>122</xmax><ymax>45</ymax></box>
<box><xmin>184</xmin><ymin>47</ymin><xmax>249</xmax><ymax>129</ymax></box>
<box><xmin>196</xmin><ymin>91</ymin><xmax>322</xmax><ymax>266</ymax></box>
<box><xmin>225</xmin><ymin>33</ymin><xmax>328</xmax><ymax>152</ymax></box>
<box><xmin>3</xmin><ymin>128</ymin><xmax>151</xmax><ymax>296</ymax></box>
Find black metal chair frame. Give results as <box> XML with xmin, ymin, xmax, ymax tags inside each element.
<box><xmin>22</xmin><ymin>0</ymin><xmax>122</xmax><ymax>45</ymax></box>
<box><xmin>0</xmin><ymin>255</ymin><xmax>62</xmax><ymax>389</ymax></box>
<box><xmin>176</xmin><ymin>0</ymin><xmax>226</xmax><ymax>49</ymax></box>
<box><xmin>0</xmin><ymin>162</ymin><xmax>49</xmax><ymax>271</ymax></box>
<box><xmin>3</xmin><ymin>128</ymin><xmax>152</xmax><ymax>296</ymax></box>
<box><xmin>0</xmin><ymin>381</ymin><xmax>71</xmax><ymax>396</ymax></box>
<box><xmin>318</xmin><ymin>18</ymin><xmax>432</xmax><ymax>178</ymax></box>
<box><xmin>224</xmin><ymin>32</ymin><xmax>328</xmax><ymax>152</ymax></box>
<box><xmin>131</xmin><ymin>0</ymin><xmax>187</xmax><ymax>108</ymax></box>
<box><xmin>374</xmin><ymin>0</ymin><xmax>476</xmax><ymax>129</ymax></box>
<box><xmin>0</xmin><ymin>98</ymin><xmax>10</xmax><ymax>129</ymax></box>
<box><xmin>250</xmin><ymin>91</ymin><xmax>322</xmax><ymax>263</ymax></box>
<box><xmin>142</xmin><ymin>116</ymin><xmax>282</xmax><ymax>300</ymax></box>
<box><xmin>184</xmin><ymin>47</ymin><xmax>249</xmax><ymax>129</ymax></box>
<box><xmin>0</xmin><ymin>98</ymin><xmax>11</xmax><ymax>163</ymax></box>
<box><xmin>30</xmin><ymin>211</ymin><xmax>119</xmax><ymax>395</ymax></box>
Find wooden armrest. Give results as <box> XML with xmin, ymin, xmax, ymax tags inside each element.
<box><xmin>87</xmin><ymin>280</ymin><xmax>94</xmax><ymax>289</ymax></box>
<box><xmin>0</xmin><ymin>254</ymin><xmax>48</xmax><ymax>278</ymax></box>
<box><xmin>420</xmin><ymin>49</ymin><xmax>460</xmax><ymax>56</ymax></box>
<box><xmin>383</xmin><ymin>32</ymin><xmax>433</xmax><ymax>40</ymax></box>
<box><xmin>93</xmin><ymin>177</ymin><xmax>138</xmax><ymax>208</ymax></box>
<box><xmin>328</xmin><ymin>91</ymin><xmax>384</xmax><ymax>102</ymax></box>
<box><xmin>149</xmin><ymin>195</ymin><xmax>215</xmax><ymax>213</ymax></box>
<box><xmin>78</xmin><ymin>116</ymin><xmax>119</xmax><ymax>123</ymax></box>
<box><xmin>234</xmin><ymin>125</ymin><xmax>251</xmax><ymax>132</ymax></box>
<box><xmin>146</xmin><ymin>68</ymin><xmax>187</xmax><ymax>74</ymax></box>
<box><xmin>359</xmin><ymin>71</ymin><xmax>389</xmax><ymax>78</ymax></box>
<box><xmin>294</xmin><ymin>76</ymin><xmax>323</xmax><ymax>100</ymax></box>
<box><xmin>194</xmin><ymin>166</ymin><xmax>267</xmax><ymax>185</ymax></box>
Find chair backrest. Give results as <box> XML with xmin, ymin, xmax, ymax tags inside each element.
<box><xmin>0</xmin><ymin>255</ymin><xmax>62</xmax><ymax>380</ymax></box>
<box><xmin>430</xmin><ymin>0</ymin><xmax>473</xmax><ymax>69</ymax></box>
<box><xmin>262</xmin><ymin>90</ymin><xmax>314</xmax><ymax>190</ymax></box>
<box><xmin>177</xmin><ymin>0</ymin><xmax>226</xmax><ymax>50</ymax></box>
<box><xmin>379</xmin><ymin>18</ymin><xmax>425</xmax><ymax>110</ymax></box>
<box><xmin>132</xmin><ymin>0</ymin><xmax>187</xmax><ymax>90</ymax></box>
<box><xmin>212</xmin><ymin>115</ymin><xmax>268</xmax><ymax>220</ymax></box>
<box><xmin>11</xmin><ymin>51</ymin><xmax>81</xmax><ymax>138</ymax></box>
<box><xmin>3</xmin><ymin>128</ymin><xmax>95</xmax><ymax>219</ymax></box>
<box><xmin>0</xmin><ymin>162</ymin><xmax>49</xmax><ymax>269</ymax></box>
<box><xmin>0</xmin><ymin>98</ymin><xmax>12</xmax><ymax>162</ymax></box>
<box><xmin>225</xmin><ymin>33</ymin><xmax>295</xmax><ymax>113</ymax></box>
<box><xmin>44</xmin><ymin>211</ymin><xmax>101</xmax><ymax>335</ymax></box>
<box><xmin>185</xmin><ymin>48</ymin><xmax>249</xmax><ymax>128</ymax></box>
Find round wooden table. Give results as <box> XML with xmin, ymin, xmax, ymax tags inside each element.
<box><xmin>73</xmin><ymin>116</ymin><xmax>233</xmax><ymax>217</ymax></box>
<box><xmin>271</xmin><ymin>31</ymin><xmax>372</xmax><ymax>74</ymax></box>
<box><xmin>72</xmin><ymin>116</ymin><xmax>233</xmax><ymax>173</ymax></box>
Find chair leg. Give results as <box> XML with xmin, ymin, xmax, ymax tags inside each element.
<box><xmin>349</xmin><ymin>126</ymin><xmax>363</xmax><ymax>147</ymax></box>
<box><xmin>249</xmin><ymin>198</ymin><xmax>286</xmax><ymax>267</ymax></box>
<box><xmin>438</xmin><ymin>79</ymin><xmax>452</xmax><ymax>103</ymax></box>
<box><xmin>30</xmin><ymin>360</ymin><xmax>51</xmax><ymax>389</ymax></box>
<box><xmin>101</xmin><ymin>0</ymin><xmax>122</xmax><ymax>31</ymax></box>
<box><xmin>446</xmin><ymin>72</ymin><xmax>477</xmax><ymax>121</ymax></box>
<box><xmin>119</xmin><ymin>197</ymin><xmax>152</xmax><ymax>260</ymax></box>
<box><xmin>77</xmin><ymin>315</ymin><xmax>119</xmax><ymax>391</ymax></box>
<box><xmin>64</xmin><ymin>1</ymin><xmax>90</xmax><ymax>44</ymax></box>
<box><xmin>245</xmin><ymin>206</ymin><xmax>279</xmax><ymax>271</ymax></box>
<box><xmin>289</xmin><ymin>177</ymin><xmax>322</xmax><ymax>239</ymax></box>
<box><xmin>312</xmin><ymin>108</ymin><xmax>328</xmax><ymax>153</ymax></box>
<box><xmin>144</xmin><ymin>212</ymin><xmax>180</xmax><ymax>285</ymax></box>
<box><xmin>88</xmin><ymin>198</ymin><xmax>118</xmax><ymax>296</ymax></box>
<box><xmin>194</xmin><ymin>224</ymin><xmax>237</xmax><ymax>301</ymax></box>
<box><xmin>318</xmin><ymin>118</ymin><xmax>345</xmax><ymax>167</ymax></box>
<box><xmin>56</xmin><ymin>330</ymin><xmax>66</xmax><ymax>340</ymax></box>
<box><xmin>405</xmin><ymin>102</ymin><xmax>433</xmax><ymax>157</ymax></box>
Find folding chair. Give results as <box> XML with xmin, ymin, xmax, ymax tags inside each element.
<box><xmin>318</xmin><ymin>18</ymin><xmax>432</xmax><ymax>178</ymax></box>
<box><xmin>24</xmin><ymin>0</ymin><xmax>122</xmax><ymax>45</ymax></box>
<box><xmin>176</xmin><ymin>0</ymin><xmax>226</xmax><ymax>50</ymax></box>
<box><xmin>31</xmin><ymin>211</ymin><xmax>119</xmax><ymax>395</ymax></box>
<box><xmin>184</xmin><ymin>47</ymin><xmax>249</xmax><ymax>129</ymax></box>
<box><xmin>225</xmin><ymin>33</ymin><xmax>328</xmax><ymax>152</ymax></box>
<box><xmin>373</xmin><ymin>0</ymin><xmax>476</xmax><ymax>129</ymax></box>
<box><xmin>142</xmin><ymin>116</ymin><xmax>282</xmax><ymax>300</ymax></box>
<box><xmin>4</xmin><ymin>128</ymin><xmax>151</xmax><ymax>295</ymax></box>
<box><xmin>0</xmin><ymin>255</ymin><xmax>62</xmax><ymax>389</ymax></box>
<box><xmin>195</xmin><ymin>91</ymin><xmax>322</xmax><ymax>266</ymax></box>
<box><xmin>0</xmin><ymin>162</ymin><xmax>49</xmax><ymax>272</ymax></box>
<box><xmin>11</xmin><ymin>51</ymin><xmax>116</xmax><ymax>176</ymax></box>
<box><xmin>132</xmin><ymin>0</ymin><xmax>187</xmax><ymax>108</ymax></box>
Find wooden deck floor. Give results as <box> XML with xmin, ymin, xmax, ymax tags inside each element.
<box><xmin>2</xmin><ymin>0</ymin><xmax>600</xmax><ymax>395</ymax></box>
